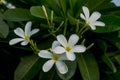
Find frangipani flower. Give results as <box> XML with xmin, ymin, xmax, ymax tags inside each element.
<box><xmin>80</xmin><ymin>6</ymin><xmax>105</xmax><ymax>30</ymax></box>
<box><xmin>0</xmin><ymin>0</ymin><xmax>6</xmax><ymax>4</ymax></box>
<box><xmin>38</xmin><ymin>41</ymin><xmax>68</xmax><ymax>74</ymax></box>
<box><xmin>9</xmin><ymin>21</ymin><xmax>39</xmax><ymax>46</ymax></box>
<box><xmin>53</xmin><ymin>34</ymin><xmax>86</xmax><ymax>61</ymax></box>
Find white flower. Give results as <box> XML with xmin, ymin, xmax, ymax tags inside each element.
<box><xmin>0</xmin><ymin>0</ymin><xmax>6</xmax><ymax>4</ymax></box>
<box><xmin>38</xmin><ymin>41</ymin><xmax>68</xmax><ymax>74</ymax></box>
<box><xmin>9</xmin><ymin>21</ymin><xmax>39</xmax><ymax>46</ymax></box>
<box><xmin>80</xmin><ymin>6</ymin><xmax>105</xmax><ymax>30</ymax></box>
<box><xmin>53</xmin><ymin>34</ymin><xmax>86</xmax><ymax>61</ymax></box>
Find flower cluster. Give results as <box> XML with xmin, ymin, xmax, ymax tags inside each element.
<box><xmin>9</xmin><ymin>6</ymin><xmax>105</xmax><ymax>74</ymax></box>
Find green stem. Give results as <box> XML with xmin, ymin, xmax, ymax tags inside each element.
<box><xmin>63</xmin><ymin>19</ymin><xmax>68</xmax><ymax>36</ymax></box>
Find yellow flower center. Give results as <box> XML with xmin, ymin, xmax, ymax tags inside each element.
<box><xmin>24</xmin><ymin>35</ymin><xmax>30</xmax><ymax>40</ymax></box>
<box><xmin>65</xmin><ymin>46</ymin><xmax>71</xmax><ymax>52</ymax></box>
<box><xmin>53</xmin><ymin>55</ymin><xmax>59</xmax><ymax>62</ymax></box>
<box><xmin>87</xmin><ymin>21</ymin><xmax>91</xmax><ymax>25</ymax></box>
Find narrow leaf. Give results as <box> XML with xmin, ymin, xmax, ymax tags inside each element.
<box><xmin>0</xmin><ymin>20</ymin><xmax>9</xmax><ymax>38</ymax></box>
<box><xmin>77</xmin><ymin>51</ymin><xmax>99</xmax><ymax>80</ymax></box>
<box><xmin>3</xmin><ymin>8</ymin><xmax>34</xmax><ymax>21</ymax></box>
<box><xmin>57</xmin><ymin>61</ymin><xmax>77</xmax><ymax>80</ymax></box>
<box><xmin>101</xmin><ymin>54</ymin><xmax>117</xmax><ymax>73</ymax></box>
<box><xmin>14</xmin><ymin>54</ymin><xmax>45</xmax><ymax>80</ymax></box>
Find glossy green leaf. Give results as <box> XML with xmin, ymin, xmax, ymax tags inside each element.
<box><xmin>101</xmin><ymin>54</ymin><xmax>117</xmax><ymax>73</ymax></box>
<box><xmin>3</xmin><ymin>8</ymin><xmax>34</xmax><ymax>21</ymax></box>
<box><xmin>14</xmin><ymin>54</ymin><xmax>45</xmax><ymax>80</ymax></box>
<box><xmin>30</xmin><ymin>6</ymin><xmax>51</xmax><ymax>19</ymax></box>
<box><xmin>95</xmin><ymin>15</ymin><xmax>120</xmax><ymax>33</ymax></box>
<box><xmin>57</xmin><ymin>61</ymin><xmax>77</xmax><ymax>80</ymax></box>
<box><xmin>0</xmin><ymin>20</ymin><xmax>9</xmax><ymax>38</ymax></box>
<box><xmin>77</xmin><ymin>51</ymin><xmax>99</xmax><ymax>80</ymax></box>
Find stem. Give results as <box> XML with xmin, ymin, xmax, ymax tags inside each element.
<box><xmin>29</xmin><ymin>40</ymin><xmax>40</xmax><ymax>54</ymax></box>
<box><xmin>63</xmin><ymin>19</ymin><xmax>68</xmax><ymax>36</ymax></box>
<box><xmin>76</xmin><ymin>19</ymin><xmax>80</xmax><ymax>33</ymax></box>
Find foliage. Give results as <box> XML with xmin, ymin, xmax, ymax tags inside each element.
<box><xmin>1</xmin><ymin>0</ymin><xmax>120</xmax><ymax>80</ymax></box>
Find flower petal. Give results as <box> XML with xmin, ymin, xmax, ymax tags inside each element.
<box><xmin>59</xmin><ymin>54</ymin><xmax>68</xmax><ymax>60</ymax></box>
<box><xmin>72</xmin><ymin>45</ymin><xmax>86</xmax><ymax>53</ymax></box>
<box><xmin>57</xmin><ymin>34</ymin><xmax>67</xmax><ymax>47</ymax></box>
<box><xmin>68</xmin><ymin>34</ymin><xmax>79</xmax><ymax>46</ymax></box>
<box><xmin>66</xmin><ymin>52</ymin><xmax>76</xmax><ymax>61</ymax></box>
<box><xmin>56</xmin><ymin>61</ymin><xmax>68</xmax><ymax>74</ymax></box>
<box><xmin>9</xmin><ymin>38</ymin><xmax>24</xmax><ymax>45</ymax></box>
<box><xmin>30</xmin><ymin>29</ymin><xmax>39</xmax><ymax>36</ymax></box>
<box><xmin>14</xmin><ymin>28</ymin><xmax>24</xmax><ymax>38</ymax></box>
<box><xmin>52</xmin><ymin>41</ymin><xmax>61</xmax><ymax>50</ymax></box>
<box><xmin>90</xmin><ymin>24</ymin><xmax>96</xmax><ymax>30</ymax></box>
<box><xmin>25</xmin><ymin>21</ymin><xmax>32</xmax><ymax>35</ymax></box>
<box><xmin>82</xmin><ymin>6</ymin><xmax>90</xmax><ymax>21</ymax></box>
<box><xmin>42</xmin><ymin>60</ymin><xmax>54</xmax><ymax>72</ymax></box>
<box><xmin>94</xmin><ymin>21</ymin><xmax>105</xmax><ymax>27</ymax></box>
<box><xmin>80</xmin><ymin>13</ymin><xmax>86</xmax><ymax>20</ymax></box>
<box><xmin>53</xmin><ymin>46</ymin><xmax>65</xmax><ymax>54</ymax></box>
<box><xmin>38</xmin><ymin>50</ymin><xmax>53</xmax><ymax>59</ymax></box>
<box><xmin>89</xmin><ymin>12</ymin><xmax>101</xmax><ymax>22</ymax></box>
<box><xmin>21</xmin><ymin>40</ymin><xmax>29</xmax><ymax>46</ymax></box>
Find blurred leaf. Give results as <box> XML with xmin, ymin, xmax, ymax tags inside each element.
<box><xmin>3</xmin><ymin>8</ymin><xmax>34</xmax><ymax>21</ymax></box>
<box><xmin>58</xmin><ymin>0</ymin><xmax>67</xmax><ymax>15</ymax></box>
<box><xmin>14</xmin><ymin>54</ymin><xmax>45</xmax><ymax>80</ymax></box>
<box><xmin>30</xmin><ymin>6</ymin><xmax>51</xmax><ymax>19</ymax></box>
<box><xmin>115</xmin><ymin>55</ymin><xmax>120</xmax><ymax>65</ymax></box>
<box><xmin>77</xmin><ymin>51</ymin><xmax>99</xmax><ymax>80</ymax></box>
<box><xmin>57</xmin><ymin>61</ymin><xmax>77</xmax><ymax>80</ymax></box>
<box><xmin>101</xmin><ymin>54</ymin><xmax>117</xmax><ymax>73</ymax></box>
<box><xmin>0</xmin><ymin>20</ymin><xmax>9</xmax><ymax>38</ymax></box>
<box><xmin>95</xmin><ymin>15</ymin><xmax>120</xmax><ymax>33</ymax></box>
<box><xmin>39</xmin><ymin>68</ymin><xmax>60</xmax><ymax>80</ymax></box>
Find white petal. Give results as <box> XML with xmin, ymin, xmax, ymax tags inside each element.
<box><xmin>53</xmin><ymin>46</ymin><xmax>65</xmax><ymax>54</ymax></box>
<box><xmin>42</xmin><ymin>60</ymin><xmax>54</xmax><ymax>72</ymax></box>
<box><xmin>21</xmin><ymin>40</ymin><xmax>29</xmax><ymax>46</ymax></box>
<box><xmin>52</xmin><ymin>41</ymin><xmax>61</xmax><ymax>50</ymax></box>
<box><xmin>59</xmin><ymin>54</ymin><xmax>68</xmax><ymax>60</ymax></box>
<box><xmin>89</xmin><ymin>12</ymin><xmax>101</xmax><ymax>22</ymax></box>
<box><xmin>80</xmin><ymin>13</ymin><xmax>86</xmax><ymax>20</ymax></box>
<box><xmin>57</xmin><ymin>34</ymin><xmax>67</xmax><ymax>47</ymax></box>
<box><xmin>14</xmin><ymin>28</ymin><xmax>24</xmax><ymax>38</ymax></box>
<box><xmin>94</xmin><ymin>21</ymin><xmax>105</xmax><ymax>27</ymax></box>
<box><xmin>30</xmin><ymin>29</ymin><xmax>40</xmax><ymax>36</ymax></box>
<box><xmin>68</xmin><ymin>34</ymin><xmax>79</xmax><ymax>46</ymax></box>
<box><xmin>72</xmin><ymin>45</ymin><xmax>86</xmax><ymax>53</ymax></box>
<box><xmin>56</xmin><ymin>61</ymin><xmax>68</xmax><ymax>74</ymax></box>
<box><xmin>66</xmin><ymin>52</ymin><xmax>76</xmax><ymax>61</ymax></box>
<box><xmin>25</xmin><ymin>21</ymin><xmax>32</xmax><ymax>35</ymax></box>
<box><xmin>90</xmin><ymin>24</ymin><xmax>96</xmax><ymax>30</ymax></box>
<box><xmin>82</xmin><ymin>6</ymin><xmax>90</xmax><ymax>21</ymax></box>
<box><xmin>38</xmin><ymin>50</ymin><xmax>53</xmax><ymax>59</ymax></box>
<box><xmin>9</xmin><ymin>38</ymin><xmax>24</xmax><ymax>45</ymax></box>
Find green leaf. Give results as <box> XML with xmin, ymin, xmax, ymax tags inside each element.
<box><xmin>14</xmin><ymin>54</ymin><xmax>45</xmax><ymax>80</ymax></box>
<box><xmin>95</xmin><ymin>15</ymin><xmax>120</xmax><ymax>33</ymax></box>
<box><xmin>39</xmin><ymin>68</ymin><xmax>60</xmax><ymax>80</ymax></box>
<box><xmin>58</xmin><ymin>0</ymin><xmax>67</xmax><ymax>15</ymax></box>
<box><xmin>30</xmin><ymin>6</ymin><xmax>51</xmax><ymax>19</ymax></box>
<box><xmin>77</xmin><ymin>51</ymin><xmax>99</xmax><ymax>80</ymax></box>
<box><xmin>3</xmin><ymin>8</ymin><xmax>34</xmax><ymax>21</ymax></box>
<box><xmin>115</xmin><ymin>55</ymin><xmax>120</xmax><ymax>65</ymax></box>
<box><xmin>0</xmin><ymin>20</ymin><xmax>9</xmax><ymax>38</ymax></box>
<box><xmin>57</xmin><ymin>61</ymin><xmax>77</xmax><ymax>80</ymax></box>
<box><xmin>101</xmin><ymin>54</ymin><xmax>117</xmax><ymax>73</ymax></box>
